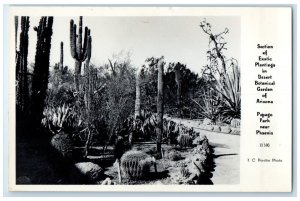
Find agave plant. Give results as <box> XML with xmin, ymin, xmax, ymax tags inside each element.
<box><xmin>214</xmin><ymin>61</ymin><xmax>241</xmax><ymax>119</ymax></box>
<box><xmin>42</xmin><ymin>104</ymin><xmax>84</xmax><ymax>135</ymax></box>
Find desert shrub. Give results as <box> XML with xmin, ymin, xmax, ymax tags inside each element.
<box><xmin>167</xmin><ymin>150</ymin><xmax>182</xmax><ymax>161</ymax></box>
<box><xmin>50</xmin><ymin>133</ymin><xmax>73</xmax><ymax>158</ymax></box>
<box><xmin>119</xmin><ymin>112</ymin><xmax>183</xmax><ymax>145</ymax></box>
<box><xmin>179</xmin><ymin>165</ymin><xmax>190</xmax><ymax>178</ymax></box>
<box><xmin>163</xmin><ymin>119</ymin><xmax>181</xmax><ymax>144</ymax></box>
<box><xmin>192</xmin><ymin>90</ymin><xmax>221</xmax><ymax>125</ymax></box>
<box><xmin>47</xmin><ymin>67</ymin><xmax>75</xmax><ymax>108</ymax></box>
<box><xmin>177</xmin><ymin>134</ymin><xmax>192</xmax><ymax>148</ymax></box>
<box><xmin>120</xmin><ymin>150</ymin><xmax>154</xmax><ymax>179</ymax></box>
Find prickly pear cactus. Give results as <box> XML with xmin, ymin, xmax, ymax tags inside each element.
<box><xmin>120</xmin><ymin>150</ymin><xmax>153</xmax><ymax>179</ymax></box>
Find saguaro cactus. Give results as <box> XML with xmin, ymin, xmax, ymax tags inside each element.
<box><xmin>174</xmin><ymin>63</ymin><xmax>183</xmax><ymax>117</ymax></box>
<box><xmin>83</xmin><ymin>32</ymin><xmax>93</xmax><ymax>158</ymax></box>
<box><xmin>59</xmin><ymin>41</ymin><xmax>64</xmax><ymax>71</ymax></box>
<box><xmin>174</xmin><ymin>63</ymin><xmax>182</xmax><ymax>104</ymax></box>
<box><xmin>134</xmin><ymin>69</ymin><xmax>141</xmax><ymax>119</ymax></box>
<box><xmin>84</xmin><ymin>33</ymin><xmax>92</xmax><ymax>112</ymax></box>
<box><xmin>156</xmin><ymin>59</ymin><xmax>165</xmax><ymax>158</ymax></box>
<box><xmin>31</xmin><ymin>16</ymin><xmax>53</xmax><ymax>127</ymax></box>
<box><xmin>70</xmin><ymin>16</ymin><xmax>90</xmax><ymax>91</ymax></box>
<box><xmin>15</xmin><ymin>16</ymin><xmax>18</xmax><ymax>57</ymax></box>
<box><xmin>16</xmin><ymin>16</ymin><xmax>30</xmax><ymax>112</ymax></box>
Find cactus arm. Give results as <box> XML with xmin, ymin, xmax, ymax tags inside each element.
<box><xmin>15</xmin><ymin>16</ymin><xmax>18</xmax><ymax>53</ymax></box>
<box><xmin>76</xmin><ymin>16</ymin><xmax>83</xmax><ymax>60</ymax></box>
<box><xmin>81</xmin><ymin>27</ymin><xmax>89</xmax><ymax>60</ymax></box>
<box><xmin>86</xmin><ymin>35</ymin><xmax>92</xmax><ymax>62</ymax></box>
<box><xmin>70</xmin><ymin>19</ymin><xmax>77</xmax><ymax>59</ymax></box>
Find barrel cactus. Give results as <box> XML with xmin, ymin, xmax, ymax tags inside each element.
<box><xmin>120</xmin><ymin>150</ymin><xmax>154</xmax><ymax>179</ymax></box>
<box><xmin>51</xmin><ymin>133</ymin><xmax>73</xmax><ymax>158</ymax></box>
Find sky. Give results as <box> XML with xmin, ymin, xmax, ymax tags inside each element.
<box><xmin>22</xmin><ymin>16</ymin><xmax>240</xmax><ymax>75</ymax></box>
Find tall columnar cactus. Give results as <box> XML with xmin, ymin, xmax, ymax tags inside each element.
<box><xmin>59</xmin><ymin>41</ymin><xmax>64</xmax><ymax>71</ymax></box>
<box><xmin>156</xmin><ymin>59</ymin><xmax>165</xmax><ymax>158</ymax></box>
<box><xmin>70</xmin><ymin>16</ymin><xmax>90</xmax><ymax>91</ymax></box>
<box><xmin>54</xmin><ymin>42</ymin><xmax>64</xmax><ymax>79</ymax></box>
<box><xmin>16</xmin><ymin>16</ymin><xmax>30</xmax><ymax>113</ymax></box>
<box><xmin>31</xmin><ymin>16</ymin><xmax>53</xmax><ymax>128</ymax></box>
<box><xmin>84</xmin><ymin>31</ymin><xmax>92</xmax><ymax>113</ymax></box>
<box><xmin>174</xmin><ymin>63</ymin><xmax>182</xmax><ymax>106</ymax></box>
<box><xmin>83</xmin><ymin>32</ymin><xmax>92</xmax><ymax>158</ymax></box>
<box><xmin>134</xmin><ymin>69</ymin><xmax>141</xmax><ymax>119</ymax></box>
<box><xmin>14</xmin><ymin>16</ymin><xmax>18</xmax><ymax>57</ymax></box>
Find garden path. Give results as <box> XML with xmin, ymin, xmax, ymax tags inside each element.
<box><xmin>169</xmin><ymin>118</ymin><xmax>240</xmax><ymax>184</ymax></box>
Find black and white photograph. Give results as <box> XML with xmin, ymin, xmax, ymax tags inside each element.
<box><xmin>14</xmin><ymin>14</ymin><xmax>241</xmax><ymax>186</ymax></box>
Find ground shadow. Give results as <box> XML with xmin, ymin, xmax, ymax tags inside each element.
<box><xmin>213</xmin><ymin>153</ymin><xmax>238</xmax><ymax>158</ymax></box>
<box><xmin>209</xmin><ymin>142</ymin><xmax>230</xmax><ymax>149</ymax></box>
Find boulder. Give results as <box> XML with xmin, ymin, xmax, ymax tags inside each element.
<box><xmin>74</xmin><ymin>162</ymin><xmax>104</xmax><ymax>182</ymax></box>
<box><xmin>192</xmin><ymin>136</ymin><xmax>201</xmax><ymax>145</ymax></box>
<box><xmin>212</xmin><ymin>125</ymin><xmax>221</xmax><ymax>132</ymax></box>
<box><xmin>221</xmin><ymin>125</ymin><xmax>232</xmax><ymax>134</ymax></box>
<box><xmin>198</xmin><ymin>124</ymin><xmax>206</xmax><ymax>129</ymax></box>
<box><xmin>204</xmin><ymin>125</ymin><xmax>213</xmax><ymax>131</ymax></box>
<box><xmin>101</xmin><ymin>177</ymin><xmax>116</xmax><ymax>185</ymax></box>
<box><xmin>231</xmin><ymin>129</ymin><xmax>241</xmax><ymax>135</ymax></box>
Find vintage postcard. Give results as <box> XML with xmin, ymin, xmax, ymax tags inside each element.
<box><xmin>7</xmin><ymin>6</ymin><xmax>292</xmax><ymax>192</ymax></box>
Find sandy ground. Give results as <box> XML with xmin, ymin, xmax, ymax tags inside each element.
<box><xmin>169</xmin><ymin>118</ymin><xmax>240</xmax><ymax>184</ymax></box>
